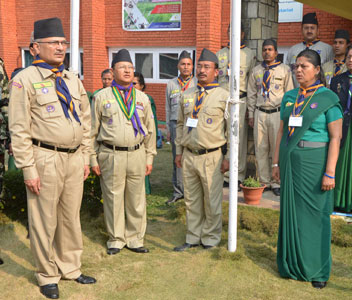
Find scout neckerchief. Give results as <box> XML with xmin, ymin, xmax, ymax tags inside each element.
<box><xmin>111</xmin><ymin>80</ymin><xmax>145</xmax><ymax>137</ymax></box>
<box><xmin>262</xmin><ymin>60</ymin><xmax>281</xmax><ymax>100</ymax></box>
<box><xmin>177</xmin><ymin>75</ymin><xmax>193</xmax><ymax>92</ymax></box>
<box><xmin>334</xmin><ymin>58</ymin><xmax>345</xmax><ymax>77</ymax></box>
<box><xmin>303</xmin><ymin>39</ymin><xmax>320</xmax><ymax>49</ymax></box>
<box><xmin>188</xmin><ymin>81</ymin><xmax>219</xmax><ymax>132</ymax></box>
<box><xmin>32</xmin><ymin>55</ymin><xmax>80</xmax><ymax>124</ymax></box>
<box><xmin>287</xmin><ymin>80</ymin><xmax>324</xmax><ymax>141</ymax></box>
<box><xmin>344</xmin><ymin>72</ymin><xmax>352</xmax><ymax>115</ymax></box>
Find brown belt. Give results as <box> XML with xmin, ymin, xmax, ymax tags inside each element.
<box><xmin>102</xmin><ymin>141</ymin><xmax>142</xmax><ymax>151</ymax></box>
<box><xmin>186</xmin><ymin>147</ymin><xmax>220</xmax><ymax>155</ymax></box>
<box><xmin>32</xmin><ymin>139</ymin><xmax>79</xmax><ymax>153</ymax></box>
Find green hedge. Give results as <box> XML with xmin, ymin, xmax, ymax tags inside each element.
<box><xmin>0</xmin><ymin>170</ymin><xmax>103</xmax><ymax>221</ymax></box>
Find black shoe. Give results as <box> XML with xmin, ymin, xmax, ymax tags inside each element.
<box><xmin>264</xmin><ymin>187</ymin><xmax>271</xmax><ymax>192</ymax></box>
<box><xmin>238</xmin><ymin>180</ymin><xmax>242</xmax><ymax>192</ymax></box>
<box><xmin>40</xmin><ymin>284</ymin><xmax>59</xmax><ymax>299</ymax></box>
<box><xmin>75</xmin><ymin>274</ymin><xmax>96</xmax><ymax>284</ymax></box>
<box><xmin>202</xmin><ymin>244</ymin><xmax>214</xmax><ymax>250</ymax></box>
<box><xmin>107</xmin><ymin>248</ymin><xmax>120</xmax><ymax>255</ymax></box>
<box><xmin>0</xmin><ymin>258</ymin><xmax>3</xmax><ymax>265</ymax></box>
<box><xmin>223</xmin><ymin>181</ymin><xmax>229</xmax><ymax>188</ymax></box>
<box><xmin>312</xmin><ymin>281</ymin><xmax>327</xmax><ymax>289</ymax></box>
<box><xmin>173</xmin><ymin>243</ymin><xmax>199</xmax><ymax>252</ymax></box>
<box><xmin>127</xmin><ymin>246</ymin><xmax>149</xmax><ymax>253</ymax></box>
<box><xmin>166</xmin><ymin>196</ymin><xmax>183</xmax><ymax>205</ymax></box>
<box><xmin>272</xmin><ymin>188</ymin><xmax>280</xmax><ymax>196</ymax></box>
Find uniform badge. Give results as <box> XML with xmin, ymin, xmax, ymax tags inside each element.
<box><xmin>219</xmin><ymin>70</ymin><xmax>223</xmax><ymax>76</ymax></box>
<box><xmin>46</xmin><ymin>105</ymin><xmax>55</xmax><ymax>112</ymax></box>
<box><xmin>310</xmin><ymin>102</ymin><xmax>318</xmax><ymax>109</ymax></box>
<box><xmin>185</xmin><ymin>102</ymin><xmax>190</xmax><ymax>108</ymax></box>
<box><xmin>240</xmin><ymin>70</ymin><xmax>243</xmax><ymax>76</ymax></box>
<box><xmin>286</xmin><ymin>102</ymin><xmax>294</xmax><ymax>107</ymax></box>
<box><xmin>326</xmin><ymin>75</ymin><xmax>330</xmax><ymax>81</ymax></box>
<box><xmin>79</xmin><ymin>104</ymin><xmax>82</xmax><ymax>111</ymax></box>
<box><xmin>206</xmin><ymin>118</ymin><xmax>213</xmax><ymax>124</ymax></box>
<box><xmin>41</xmin><ymin>87</ymin><xmax>48</xmax><ymax>94</ymax></box>
<box><xmin>12</xmin><ymin>81</ymin><xmax>22</xmax><ymax>89</ymax></box>
<box><xmin>107</xmin><ymin>118</ymin><xmax>113</xmax><ymax>125</ymax></box>
<box><xmin>105</xmin><ymin>103</ymin><xmax>111</xmax><ymax>109</ymax></box>
<box><xmin>275</xmin><ymin>84</ymin><xmax>280</xmax><ymax>90</ymax></box>
<box><xmin>337</xmin><ymin>83</ymin><xmax>341</xmax><ymax>93</ymax></box>
<box><xmin>221</xmin><ymin>59</ymin><xmax>224</xmax><ymax>63</ymax></box>
<box><xmin>136</xmin><ymin>104</ymin><xmax>144</xmax><ymax>110</ymax></box>
<box><xmin>256</xmin><ymin>77</ymin><xmax>261</xmax><ymax>83</ymax></box>
<box><xmin>317</xmin><ymin>50</ymin><xmax>321</xmax><ymax>54</ymax></box>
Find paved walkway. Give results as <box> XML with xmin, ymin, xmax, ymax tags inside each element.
<box><xmin>223</xmin><ymin>187</ymin><xmax>280</xmax><ymax>210</ymax></box>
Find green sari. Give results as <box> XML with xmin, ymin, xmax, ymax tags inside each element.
<box><xmin>334</xmin><ymin>125</ymin><xmax>352</xmax><ymax>212</ymax></box>
<box><xmin>277</xmin><ymin>88</ymin><xmax>341</xmax><ymax>282</ymax></box>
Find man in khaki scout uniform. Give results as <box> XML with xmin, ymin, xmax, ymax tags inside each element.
<box><xmin>9</xmin><ymin>18</ymin><xmax>95</xmax><ymax>299</ymax></box>
<box><xmin>174</xmin><ymin>48</ymin><xmax>230</xmax><ymax>252</ymax></box>
<box><xmin>91</xmin><ymin>49</ymin><xmax>156</xmax><ymax>255</ymax></box>
<box><xmin>165</xmin><ymin>50</ymin><xmax>197</xmax><ymax>204</ymax></box>
<box><xmin>323</xmin><ymin>30</ymin><xmax>350</xmax><ymax>88</ymax></box>
<box><xmin>216</xmin><ymin>23</ymin><xmax>256</xmax><ymax>189</ymax></box>
<box><xmin>286</xmin><ymin>12</ymin><xmax>334</xmax><ymax>88</ymax></box>
<box><xmin>248</xmin><ymin>39</ymin><xmax>294</xmax><ymax>196</ymax></box>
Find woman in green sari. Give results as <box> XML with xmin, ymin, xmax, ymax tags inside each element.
<box><xmin>133</xmin><ymin>72</ymin><xmax>158</xmax><ymax>195</ymax></box>
<box><xmin>272</xmin><ymin>49</ymin><xmax>343</xmax><ymax>289</ymax></box>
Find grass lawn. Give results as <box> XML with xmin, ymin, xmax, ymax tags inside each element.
<box><xmin>0</xmin><ymin>144</ymin><xmax>351</xmax><ymax>299</ymax></box>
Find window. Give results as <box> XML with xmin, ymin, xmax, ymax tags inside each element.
<box><xmin>21</xmin><ymin>48</ymin><xmax>85</xmax><ymax>79</ymax></box>
<box><xmin>109</xmin><ymin>48</ymin><xmax>196</xmax><ymax>83</ymax></box>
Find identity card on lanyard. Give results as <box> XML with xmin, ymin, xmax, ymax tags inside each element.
<box><xmin>186</xmin><ymin>117</ymin><xmax>198</xmax><ymax>128</ymax></box>
<box><xmin>289</xmin><ymin>116</ymin><xmax>303</xmax><ymax>127</ymax></box>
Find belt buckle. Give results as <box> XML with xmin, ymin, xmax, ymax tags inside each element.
<box><xmin>194</xmin><ymin>149</ymin><xmax>200</xmax><ymax>155</ymax></box>
<box><xmin>128</xmin><ymin>146</ymin><xmax>135</xmax><ymax>151</ymax></box>
<box><xmin>67</xmin><ymin>148</ymin><xmax>76</xmax><ymax>153</ymax></box>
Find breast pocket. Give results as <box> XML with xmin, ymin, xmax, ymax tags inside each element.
<box><xmin>101</xmin><ymin>102</ymin><xmax>119</xmax><ymax>126</ymax></box>
<box><xmin>71</xmin><ymin>90</ymin><xmax>83</xmax><ymax>117</ymax></box>
<box><xmin>36</xmin><ymin>93</ymin><xmax>62</xmax><ymax>119</ymax></box>
<box><xmin>202</xmin><ymin>107</ymin><xmax>222</xmax><ymax>128</ymax></box>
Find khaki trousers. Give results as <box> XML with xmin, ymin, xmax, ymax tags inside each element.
<box><xmin>99</xmin><ymin>145</ymin><xmax>146</xmax><ymax>249</ymax></box>
<box><xmin>27</xmin><ymin>147</ymin><xmax>84</xmax><ymax>286</ymax></box>
<box><xmin>253</xmin><ymin>109</ymin><xmax>280</xmax><ymax>188</ymax></box>
<box><xmin>182</xmin><ymin>148</ymin><xmax>224</xmax><ymax>246</ymax></box>
<box><xmin>224</xmin><ymin>99</ymin><xmax>248</xmax><ymax>182</ymax></box>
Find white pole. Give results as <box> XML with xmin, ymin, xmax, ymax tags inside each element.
<box><xmin>228</xmin><ymin>0</ymin><xmax>241</xmax><ymax>252</ymax></box>
<box><xmin>70</xmin><ymin>0</ymin><xmax>80</xmax><ymax>76</ymax></box>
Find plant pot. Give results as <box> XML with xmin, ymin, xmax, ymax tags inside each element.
<box><xmin>240</xmin><ymin>184</ymin><xmax>266</xmax><ymax>205</ymax></box>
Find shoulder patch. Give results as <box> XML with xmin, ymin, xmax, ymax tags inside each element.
<box><xmin>11</xmin><ymin>81</ymin><xmax>22</xmax><ymax>89</ymax></box>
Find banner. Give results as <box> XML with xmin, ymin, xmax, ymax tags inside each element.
<box><xmin>123</xmin><ymin>0</ymin><xmax>182</xmax><ymax>31</ymax></box>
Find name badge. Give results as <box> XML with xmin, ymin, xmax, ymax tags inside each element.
<box><xmin>186</xmin><ymin>117</ymin><xmax>198</xmax><ymax>128</ymax></box>
<box><xmin>289</xmin><ymin>116</ymin><xmax>303</xmax><ymax>127</ymax></box>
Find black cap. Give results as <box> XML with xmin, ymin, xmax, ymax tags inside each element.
<box><xmin>262</xmin><ymin>39</ymin><xmax>277</xmax><ymax>51</ymax></box>
<box><xmin>198</xmin><ymin>48</ymin><xmax>218</xmax><ymax>65</ymax></box>
<box><xmin>302</xmin><ymin>12</ymin><xmax>318</xmax><ymax>26</ymax></box>
<box><xmin>335</xmin><ymin>29</ymin><xmax>350</xmax><ymax>42</ymax></box>
<box><xmin>34</xmin><ymin>17</ymin><xmax>65</xmax><ymax>39</ymax></box>
<box><xmin>178</xmin><ymin>50</ymin><xmax>192</xmax><ymax>62</ymax></box>
<box><xmin>111</xmin><ymin>49</ymin><xmax>133</xmax><ymax>68</ymax></box>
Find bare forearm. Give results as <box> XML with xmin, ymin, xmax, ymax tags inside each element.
<box><xmin>325</xmin><ymin>136</ymin><xmax>340</xmax><ymax>175</ymax></box>
<box><xmin>273</xmin><ymin>122</ymin><xmax>283</xmax><ymax>164</ymax></box>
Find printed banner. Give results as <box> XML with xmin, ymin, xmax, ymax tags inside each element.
<box><xmin>123</xmin><ymin>0</ymin><xmax>182</xmax><ymax>31</ymax></box>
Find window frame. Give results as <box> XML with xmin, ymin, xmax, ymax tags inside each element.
<box><xmin>109</xmin><ymin>47</ymin><xmax>196</xmax><ymax>84</ymax></box>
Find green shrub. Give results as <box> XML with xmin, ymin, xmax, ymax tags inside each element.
<box><xmin>331</xmin><ymin>218</ymin><xmax>352</xmax><ymax>247</ymax></box>
<box><xmin>242</xmin><ymin>176</ymin><xmax>262</xmax><ymax>188</ymax></box>
<box><xmin>0</xmin><ymin>170</ymin><xmax>103</xmax><ymax>221</ymax></box>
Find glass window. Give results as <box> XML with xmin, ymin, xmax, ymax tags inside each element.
<box><xmin>135</xmin><ymin>53</ymin><xmax>153</xmax><ymax>78</ymax></box>
<box><xmin>159</xmin><ymin>53</ymin><xmax>178</xmax><ymax>79</ymax></box>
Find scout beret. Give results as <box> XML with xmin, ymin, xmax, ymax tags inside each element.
<box><xmin>302</xmin><ymin>12</ymin><xmax>318</xmax><ymax>26</ymax></box>
<box><xmin>111</xmin><ymin>49</ymin><xmax>133</xmax><ymax>68</ymax></box>
<box><xmin>178</xmin><ymin>50</ymin><xmax>192</xmax><ymax>62</ymax></box>
<box><xmin>335</xmin><ymin>29</ymin><xmax>350</xmax><ymax>42</ymax></box>
<box><xmin>198</xmin><ymin>48</ymin><xmax>219</xmax><ymax>65</ymax></box>
<box><xmin>34</xmin><ymin>17</ymin><xmax>65</xmax><ymax>39</ymax></box>
<box><xmin>262</xmin><ymin>39</ymin><xmax>277</xmax><ymax>51</ymax></box>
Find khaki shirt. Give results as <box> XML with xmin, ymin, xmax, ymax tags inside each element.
<box><xmin>322</xmin><ymin>59</ymin><xmax>348</xmax><ymax>88</ymax></box>
<box><xmin>216</xmin><ymin>46</ymin><xmax>256</xmax><ymax>92</ymax></box>
<box><xmin>9</xmin><ymin>66</ymin><xmax>91</xmax><ymax>180</ymax></box>
<box><xmin>247</xmin><ymin>63</ymin><xmax>294</xmax><ymax>118</ymax></box>
<box><xmin>91</xmin><ymin>87</ymin><xmax>156</xmax><ymax>166</ymax></box>
<box><xmin>165</xmin><ymin>76</ymin><xmax>197</xmax><ymax>131</ymax></box>
<box><xmin>286</xmin><ymin>41</ymin><xmax>334</xmax><ymax>87</ymax></box>
<box><xmin>175</xmin><ymin>86</ymin><xmax>230</xmax><ymax>160</ymax></box>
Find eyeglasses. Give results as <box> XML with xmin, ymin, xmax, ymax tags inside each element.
<box><xmin>117</xmin><ymin>65</ymin><xmax>135</xmax><ymax>71</ymax></box>
<box><xmin>36</xmin><ymin>41</ymin><xmax>70</xmax><ymax>47</ymax></box>
<box><xmin>197</xmin><ymin>64</ymin><xmax>215</xmax><ymax>71</ymax></box>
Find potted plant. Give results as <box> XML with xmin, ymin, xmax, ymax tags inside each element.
<box><xmin>240</xmin><ymin>176</ymin><xmax>266</xmax><ymax>205</ymax></box>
